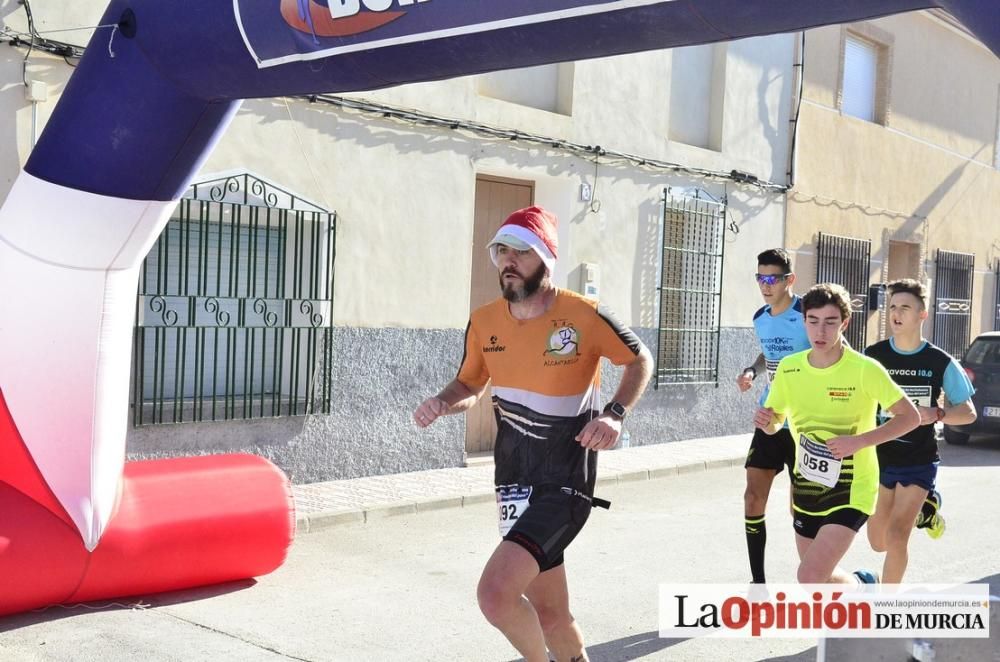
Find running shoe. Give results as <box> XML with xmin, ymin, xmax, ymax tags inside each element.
<box><xmin>853</xmin><ymin>569</ymin><xmax>880</xmax><ymax>584</ymax></box>
<box><xmin>924</xmin><ymin>512</ymin><xmax>946</xmax><ymax>539</ymax></box>
<box><xmin>916</xmin><ymin>490</ymin><xmax>945</xmax><ymax>539</ymax></box>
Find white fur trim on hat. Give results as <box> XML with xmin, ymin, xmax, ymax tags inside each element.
<box><xmin>488</xmin><ymin>224</ymin><xmax>556</xmax><ymax>274</ymax></box>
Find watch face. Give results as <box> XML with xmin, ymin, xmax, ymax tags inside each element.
<box><xmin>606</xmin><ymin>402</ymin><xmax>626</xmax><ymax>419</ymax></box>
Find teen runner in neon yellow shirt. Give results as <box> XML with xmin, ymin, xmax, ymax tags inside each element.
<box><xmin>755</xmin><ymin>283</ymin><xmax>919</xmax><ymax>585</ymax></box>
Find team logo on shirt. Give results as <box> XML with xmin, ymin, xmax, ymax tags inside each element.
<box><xmin>483</xmin><ymin>335</ymin><xmax>506</xmax><ymax>353</ymax></box>
<box><xmin>543</xmin><ymin>321</ymin><xmax>581</xmax><ymax>365</ymax></box>
<box><xmin>887</xmin><ymin>368</ymin><xmax>933</xmax><ymax>378</ymax></box>
<box><xmin>763</xmin><ymin>337</ymin><xmax>795</xmax><ymax>355</ymax></box>
<box><xmin>545</xmin><ymin>323</ymin><xmax>579</xmax><ymax>357</ymax></box>
<box><xmin>827</xmin><ymin>385</ymin><xmax>856</xmax><ymax>402</ymax></box>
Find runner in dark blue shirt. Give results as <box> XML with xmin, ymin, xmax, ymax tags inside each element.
<box><xmin>864</xmin><ymin>279</ymin><xmax>976</xmax><ymax>583</ymax></box>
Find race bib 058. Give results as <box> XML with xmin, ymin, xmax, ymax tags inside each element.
<box><xmin>797</xmin><ymin>435</ymin><xmax>842</xmax><ymax>488</ymax></box>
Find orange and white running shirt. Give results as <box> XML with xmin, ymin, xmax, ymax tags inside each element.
<box><xmin>457</xmin><ymin>289</ymin><xmax>643</xmax><ymax>494</ymax></box>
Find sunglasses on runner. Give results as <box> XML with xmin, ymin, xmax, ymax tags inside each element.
<box><xmin>755</xmin><ymin>273</ymin><xmax>791</xmax><ymax>285</ymax></box>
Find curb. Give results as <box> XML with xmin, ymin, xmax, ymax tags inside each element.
<box><xmin>295</xmin><ymin>453</ymin><xmax>744</xmax><ymax>535</ymax></box>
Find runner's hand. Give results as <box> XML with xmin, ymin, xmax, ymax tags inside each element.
<box><xmin>576</xmin><ymin>414</ymin><xmax>621</xmax><ymax>450</ymax></box>
<box><xmin>827</xmin><ymin>435</ymin><xmax>864</xmax><ymax>460</ymax></box>
<box><xmin>753</xmin><ymin>407</ymin><xmax>776</xmax><ymax>432</ymax></box>
<box><xmin>736</xmin><ymin>371</ymin><xmax>754</xmax><ymax>393</ymax></box>
<box><xmin>413</xmin><ymin>396</ymin><xmax>448</xmax><ymax>428</ymax></box>
<box><xmin>916</xmin><ymin>406</ymin><xmax>939</xmax><ymax>426</ymax></box>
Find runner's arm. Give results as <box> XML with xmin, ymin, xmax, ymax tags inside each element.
<box><xmin>414</xmin><ymin>378</ymin><xmax>487</xmax><ymax>428</ymax></box>
<box><xmin>608</xmin><ymin>344</ymin><xmax>654</xmax><ymax>410</ymax></box>
<box><xmin>827</xmin><ymin>397</ymin><xmax>919</xmax><ymax>458</ymax></box>
<box><xmin>434</xmin><ymin>378</ymin><xmax>488</xmax><ymax>414</ymax></box>
<box><xmin>937</xmin><ymin>360</ymin><xmax>977</xmax><ymax>425</ymax></box>
<box><xmin>575</xmin><ymin>347</ymin><xmax>652</xmax><ymax>450</ymax></box>
<box><xmin>939</xmin><ymin>396</ymin><xmax>977</xmax><ymax>425</ymax></box>
<box><xmin>753</xmin><ymin>407</ymin><xmax>785</xmax><ymax>435</ymax></box>
<box><xmin>737</xmin><ymin>353</ymin><xmax>765</xmax><ymax>391</ymax></box>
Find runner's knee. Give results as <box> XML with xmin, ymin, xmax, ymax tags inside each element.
<box><xmin>744</xmin><ymin>486</ymin><xmax>768</xmax><ymax>512</ymax></box>
<box><xmin>885</xmin><ymin>519</ymin><xmax>914</xmax><ymax>547</ymax></box>
<box><xmin>477</xmin><ymin>576</ymin><xmax>517</xmax><ymax>625</ymax></box>
<box><xmin>867</xmin><ymin>529</ymin><xmax>887</xmax><ymax>553</ymax></box>
<box><xmin>797</xmin><ymin>563</ymin><xmax>829</xmax><ymax>584</ymax></box>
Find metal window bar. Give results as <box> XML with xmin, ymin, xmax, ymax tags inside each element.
<box><xmin>655</xmin><ymin>190</ymin><xmax>726</xmax><ymax>388</ymax></box>
<box><xmin>815</xmin><ymin>232</ymin><xmax>871</xmax><ymax>349</ymax></box>
<box><xmin>132</xmin><ymin>173</ymin><xmax>336</xmax><ymax>425</ymax></box>
<box><xmin>932</xmin><ymin>249</ymin><xmax>974</xmax><ymax>357</ymax></box>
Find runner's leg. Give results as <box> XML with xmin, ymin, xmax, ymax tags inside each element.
<box><xmin>525</xmin><ymin>564</ymin><xmax>588</xmax><ymax>662</ymax></box>
<box><xmin>881</xmin><ymin>484</ymin><xmax>927</xmax><ymax>583</ymax></box>
<box><xmin>796</xmin><ymin>524</ymin><xmax>858</xmax><ymax>584</ymax></box>
<box><xmin>866</xmin><ymin>484</ymin><xmax>895</xmax><ymax>553</ymax></box>
<box><xmin>745</xmin><ymin>467</ymin><xmax>777</xmax><ymax>583</ymax></box>
<box><xmin>478</xmin><ymin>541</ymin><xmax>549</xmax><ymax>662</ymax></box>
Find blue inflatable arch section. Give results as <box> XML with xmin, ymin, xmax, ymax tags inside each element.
<box><xmin>27</xmin><ymin>0</ymin><xmax>1000</xmax><ymax>202</ymax></box>
<box><xmin>0</xmin><ymin>0</ymin><xmax>996</xmax><ymax>602</ymax></box>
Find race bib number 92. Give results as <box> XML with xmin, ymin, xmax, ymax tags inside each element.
<box><xmin>496</xmin><ymin>485</ymin><xmax>532</xmax><ymax>537</ymax></box>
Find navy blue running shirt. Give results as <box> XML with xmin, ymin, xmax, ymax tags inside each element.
<box><xmin>865</xmin><ymin>338</ymin><xmax>975</xmax><ymax>466</ymax></box>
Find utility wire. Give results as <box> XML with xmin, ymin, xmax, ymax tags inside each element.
<box><xmin>304</xmin><ymin>94</ymin><xmax>789</xmax><ymax>193</ymax></box>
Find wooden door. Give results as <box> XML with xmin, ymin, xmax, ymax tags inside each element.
<box><xmin>466</xmin><ymin>176</ymin><xmax>534</xmax><ymax>454</ymax></box>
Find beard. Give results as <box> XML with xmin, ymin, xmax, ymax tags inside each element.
<box><xmin>500</xmin><ymin>262</ymin><xmax>547</xmax><ymax>302</ymax></box>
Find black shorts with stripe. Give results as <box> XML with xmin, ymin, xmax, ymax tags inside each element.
<box><xmin>745</xmin><ymin>427</ymin><xmax>796</xmax><ymax>474</ymax></box>
<box><xmin>504</xmin><ymin>487</ymin><xmax>591</xmax><ymax>572</ymax></box>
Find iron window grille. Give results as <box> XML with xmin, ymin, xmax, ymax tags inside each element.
<box><xmin>933</xmin><ymin>249</ymin><xmax>974</xmax><ymax>357</ymax></box>
<box><xmin>132</xmin><ymin>173</ymin><xmax>336</xmax><ymax>425</ymax></box>
<box><xmin>815</xmin><ymin>232</ymin><xmax>871</xmax><ymax>350</ymax></box>
<box><xmin>655</xmin><ymin>190</ymin><xmax>726</xmax><ymax>388</ymax></box>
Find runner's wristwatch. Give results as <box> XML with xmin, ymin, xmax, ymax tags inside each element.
<box><xmin>603</xmin><ymin>401</ymin><xmax>628</xmax><ymax>422</ymax></box>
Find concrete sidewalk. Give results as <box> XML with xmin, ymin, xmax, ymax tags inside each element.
<box><xmin>292</xmin><ymin>433</ymin><xmax>750</xmax><ymax>533</ymax></box>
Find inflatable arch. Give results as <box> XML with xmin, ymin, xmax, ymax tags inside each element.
<box><xmin>1</xmin><ymin>0</ymin><xmax>997</xmax><ymax>616</ymax></box>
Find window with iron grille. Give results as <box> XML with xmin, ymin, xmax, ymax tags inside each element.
<box><xmin>132</xmin><ymin>173</ymin><xmax>336</xmax><ymax>425</ymax></box>
<box><xmin>933</xmin><ymin>249</ymin><xmax>974</xmax><ymax>357</ymax></box>
<box><xmin>655</xmin><ymin>191</ymin><xmax>726</xmax><ymax>387</ymax></box>
<box><xmin>815</xmin><ymin>232</ymin><xmax>871</xmax><ymax>349</ymax></box>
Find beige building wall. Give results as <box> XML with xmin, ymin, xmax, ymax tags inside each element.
<box><xmin>789</xmin><ymin>10</ymin><xmax>1000</xmax><ymax>345</ymax></box>
<box><xmin>2</xmin><ymin>3</ymin><xmax>798</xmax><ymax>478</ymax></box>
<box><xmin>197</xmin><ymin>34</ymin><xmax>796</xmax><ymax>331</ymax></box>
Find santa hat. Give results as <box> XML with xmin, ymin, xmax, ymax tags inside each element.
<box><xmin>487</xmin><ymin>206</ymin><xmax>558</xmax><ymax>274</ymax></box>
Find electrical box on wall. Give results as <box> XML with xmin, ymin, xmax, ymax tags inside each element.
<box><xmin>868</xmin><ymin>283</ymin><xmax>886</xmax><ymax>311</ymax></box>
<box><xmin>578</xmin><ymin>262</ymin><xmax>600</xmax><ymax>299</ymax></box>
<box><xmin>25</xmin><ymin>80</ymin><xmax>47</xmax><ymax>102</ymax></box>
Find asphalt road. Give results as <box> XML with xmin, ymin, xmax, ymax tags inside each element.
<box><xmin>2</xmin><ymin>436</ymin><xmax>999</xmax><ymax>662</ymax></box>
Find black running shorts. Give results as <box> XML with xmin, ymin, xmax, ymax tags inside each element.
<box><xmin>745</xmin><ymin>427</ymin><xmax>796</xmax><ymax>474</ymax></box>
<box><xmin>793</xmin><ymin>507</ymin><xmax>868</xmax><ymax>539</ymax></box>
<box><xmin>504</xmin><ymin>488</ymin><xmax>591</xmax><ymax>572</ymax></box>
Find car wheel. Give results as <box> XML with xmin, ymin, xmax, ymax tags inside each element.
<box><xmin>943</xmin><ymin>427</ymin><xmax>970</xmax><ymax>445</ymax></box>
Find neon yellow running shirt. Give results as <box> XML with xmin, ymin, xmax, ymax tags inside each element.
<box><xmin>765</xmin><ymin>347</ymin><xmax>905</xmax><ymax>516</ymax></box>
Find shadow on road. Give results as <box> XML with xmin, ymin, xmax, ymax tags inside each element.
<box><xmin>0</xmin><ymin>578</ymin><xmax>257</xmax><ymax>634</ymax></box>
<box><xmin>507</xmin><ymin>631</ymin><xmax>818</xmax><ymax>661</ymax></box>
<box><xmin>765</xmin><ymin>649</ymin><xmax>818</xmax><ymax>662</ymax></box>
<box><xmin>975</xmin><ymin>572</ymin><xmax>1000</xmax><ymax>596</ymax></box>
